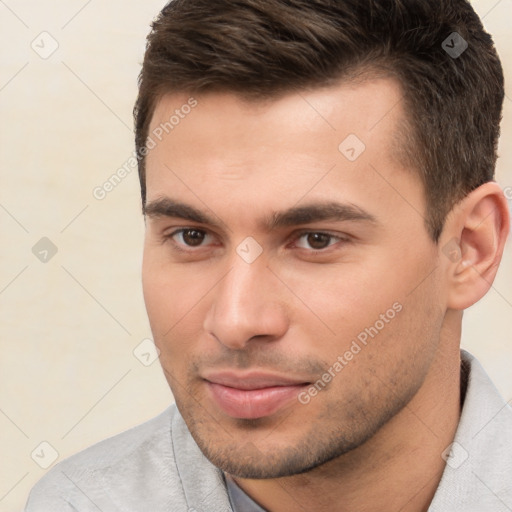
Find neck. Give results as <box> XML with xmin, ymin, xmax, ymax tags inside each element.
<box><xmin>231</xmin><ymin>317</ymin><xmax>462</xmax><ymax>512</ymax></box>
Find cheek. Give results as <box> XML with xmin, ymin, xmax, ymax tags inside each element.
<box><xmin>277</xmin><ymin>261</ymin><xmax>399</xmax><ymax>339</ymax></box>
<box><xmin>282</xmin><ymin>247</ymin><xmax>441</xmax><ymax>360</ymax></box>
<box><xmin>142</xmin><ymin>254</ymin><xmax>206</xmax><ymax>349</ymax></box>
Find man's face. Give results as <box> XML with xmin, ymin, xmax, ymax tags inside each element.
<box><xmin>142</xmin><ymin>79</ymin><xmax>447</xmax><ymax>478</ymax></box>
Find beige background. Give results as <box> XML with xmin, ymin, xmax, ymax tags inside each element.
<box><xmin>0</xmin><ymin>1</ymin><xmax>511</xmax><ymax>511</ymax></box>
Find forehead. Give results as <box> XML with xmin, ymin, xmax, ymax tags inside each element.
<box><xmin>144</xmin><ymin>78</ymin><xmax>423</xmax><ymax>230</ymax></box>
<box><xmin>147</xmin><ymin>77</ymin><xmax>406</xmax><ymax>150</ymax></box>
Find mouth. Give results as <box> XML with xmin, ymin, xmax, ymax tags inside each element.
<box><xmin>202</xmin><ymin>371</ymin><xmax>311</xmax><ymax>420</ymax></box>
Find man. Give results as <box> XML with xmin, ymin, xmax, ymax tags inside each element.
<box><xmin>25</xmin><ymin>0</ymin><xmax>511</xmax><ymax>511</ymax></box>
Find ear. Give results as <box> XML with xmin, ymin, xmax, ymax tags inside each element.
<box><xmin>442</xmin><ymin>182</ymin><xmax>510</xmax><ymax>311</ymax></box>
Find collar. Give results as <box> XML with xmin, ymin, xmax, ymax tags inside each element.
<box><xmin>225</xmin><ymin>473</ymin><xmax>267</xmax><ymax>512</ymax></box>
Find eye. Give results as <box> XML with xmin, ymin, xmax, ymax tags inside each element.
<box><xmin>294</xmin><ymin>232</ymin><xmax>344</xmax><ymax>251</ymax></box>
<box><xmin>169</xmin><ymin>228</ymin><xmax>212</xmax><ymax>248</ymax></box>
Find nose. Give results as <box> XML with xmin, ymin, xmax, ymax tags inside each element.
<box><xmin>202</xmin><ymin>254</ymin><xmax>289</xmax><ymax>350</ymax></box>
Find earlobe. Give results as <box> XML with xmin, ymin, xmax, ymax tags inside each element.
<box><xmin>444</xmin><ymin>182</ymin><xmax>510</xmax><ymax>311</ymax></box>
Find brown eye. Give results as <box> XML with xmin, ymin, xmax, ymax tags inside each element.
<box><xmin>304</xmin><ymin>233</ymin><xmax>334</xmax><ymax>250</ymax></box>
<box><xmin>172</xmin><ymin>228</ymin><xmax>207</xmax><ymax>247</ymax></box>
<box><xmin>181</xmin><ymin>229</ymin><xmax>206</xmax><ymax>246</ymax></box>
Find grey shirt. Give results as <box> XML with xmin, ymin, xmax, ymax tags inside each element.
<box><xmin>225</xmin><ymin>473</ymin><xmax>267</xmax><ymax>512</ymax></box>
<box><xmin>25</xmin><ymin>350</ymin><xmax>512</xmax><ymax>511</ymax></box>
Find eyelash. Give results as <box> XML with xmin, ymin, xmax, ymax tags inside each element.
<box><xmin>164</xmin><ymin>228</ymin><xmax>349</xmax><ymax>254</ymax></box>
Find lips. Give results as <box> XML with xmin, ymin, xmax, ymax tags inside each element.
<box><xmin>203</xmin><ymin>371</ymin><xmax>310</xmax><ymax>419</ymax></box>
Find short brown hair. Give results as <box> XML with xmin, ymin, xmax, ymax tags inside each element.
<box><xmin>134</xmin><ymin>0</ymin><xmax>504</xmax><ymax>241</ymax></box>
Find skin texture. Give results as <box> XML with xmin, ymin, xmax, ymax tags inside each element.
<box><xmin>141</xmin><ymin>78</ymin><xmax>509</xmax><ymax>512</ymax></box>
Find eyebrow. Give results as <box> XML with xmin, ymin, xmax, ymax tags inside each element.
<box><xmin>266</xmin><ymin>202</ymin><xmax>377</xmax><ymax>230</ymax></box>
<box><xmin>143</xmin><ymin>197</ymin><xmax>378</xmax><ymax>230</ymax></box>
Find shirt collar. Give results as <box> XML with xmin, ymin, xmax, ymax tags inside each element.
<box><xmin>224</xmin><ymin>473</ymin><xmax>267</xmax><ymax>512</ymax></box>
